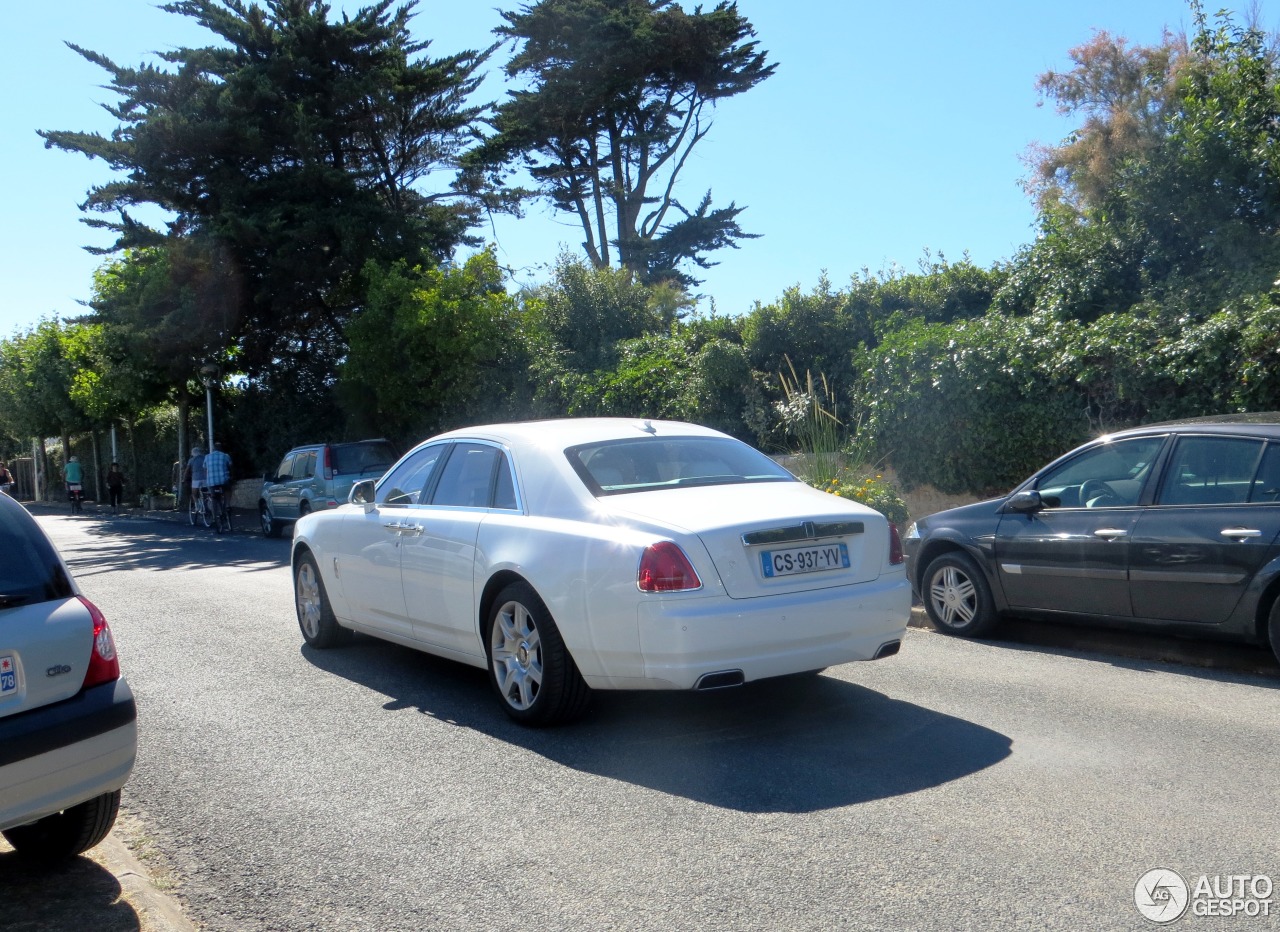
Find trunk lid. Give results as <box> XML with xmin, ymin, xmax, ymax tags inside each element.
<box><xmin>606</xmin><ymin>483</ymin><xmax>886</xmax><ymax>599</ymax></box>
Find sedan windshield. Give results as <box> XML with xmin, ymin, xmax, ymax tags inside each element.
<box><xmin>567</xmin><ymin>437</ymin><xmax>796</xmax><ymax>495</ymax></box>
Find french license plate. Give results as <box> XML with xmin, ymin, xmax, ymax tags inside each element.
<box><xmin>0</xmin><ymin>655</ymin><xmax>15</xmax><ymax>695</ymax></box>
<box><xmin>761</xmin><ymin>542</ymin><xmax>850</xmax><ymax>578</ymax></box>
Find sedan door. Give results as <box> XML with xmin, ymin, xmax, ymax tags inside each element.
<box><xmin>993</xmin><ymin>435</ymin><xmax>1166</xmax><ymax>617</ymax></box>
<box><xmin>400</xmin><ymin>442</ymin><xmax>515</xmax><ymax>657</ymax></box>
<box><xmin>1129</xmin><ymin>436</ymin><xmax>1280</xmax><ymax>624</ymax></box>
<box><xmin>334</xmin><ymin>444</ymin><xmax>447</xmax><ymax>642</ymax></box>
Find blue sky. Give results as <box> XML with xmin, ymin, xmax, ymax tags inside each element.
<box><xmin>0</xmin><ymin>0</ymin><xmax>1260</xmax><ymax>338</ymax></box>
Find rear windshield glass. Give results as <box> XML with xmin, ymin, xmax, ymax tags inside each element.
<box><xmin>332</xmin><ymin>442</ymin><xmax>397</xmax><ymax>476</ymax></box>
<box><xmin>0</xmin><ymin>504</ymin><xmax>74</xmax><ymax>609</ymax></box>
<box><xmin>567</xmin><ymin>437</ymin><xmax>795</xmax><ymax>495</ymax></box>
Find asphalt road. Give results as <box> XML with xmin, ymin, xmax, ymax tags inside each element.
<box><xmin>7</xmin><ymin>512</ymin><xmax>1280</xmax><ymax>930</ymax></box>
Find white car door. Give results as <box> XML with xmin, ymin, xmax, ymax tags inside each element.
<box><xmin>400</xmin><ymin>442</ymin><xmax>515</xmax><ymax>658</ymax></box>
<box><xmin>335</xmin><ymin>444</ymin><xmax>447</xmax><ymax>643</ymax></box>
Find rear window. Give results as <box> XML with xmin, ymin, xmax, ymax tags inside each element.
<box><xmin>332</xmin><ymin>442</ymin><xmax>397</xmax><ymax>476</ymax></box>
<box><xmin>567</xmin><ymin>437</ymin><xmax>795</xmax><ymax>495</ymax></box>
<box><xmin>0</xmin><ymin>503</ymin><xmax>74</xmax><ymax>609</ymax></box>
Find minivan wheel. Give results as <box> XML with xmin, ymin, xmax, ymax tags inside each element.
<box><xmin>923</xmin><ymin>551</ymin><xmax>998</xmax><ymax>637</ymax></box>
<box><xmin>260</xmin><ymin>503</ymin><xmax>281</xmax><ymax>538</ymax></box>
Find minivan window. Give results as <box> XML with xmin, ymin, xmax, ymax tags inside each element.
<box><xmin>333</xmin><ymin>441</ymin><xmax>396</xmax><ymax>476</ymax></box>
<box><xmin>275</xmin><ymin>453</ymin><xmax>296</xmax><ymax>481</ymax></box>
<box><xmin>292</xmin><ymin>450</ymin><xmax>317</xmax><ymax>481</ymax></box>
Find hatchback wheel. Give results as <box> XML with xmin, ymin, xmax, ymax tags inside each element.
<box><xmin>294</xmin><ymin>552</ymin><xmax>350</xmax><ymax>648</ymax></box>
<box><xmin>486</xmin><ymin>582</ymin><xmax>590</xmax><ymax>726</ymax></box>
<box><xmin>923</xmin><ymin>551</ymin><xmax>997</xmax><ymax>637</ymax></box>
<box><xmin>2</xmin><ymin>790</ymin><xmax>120</xmax><ymax>864</ymax></box>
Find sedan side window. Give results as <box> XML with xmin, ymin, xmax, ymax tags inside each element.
<box><xmin>1158</xmin><ymin>436</ymin><xmax>1265</xmax><ymax>506</ymax></box>
<box><xmin>1036</xmin><ymin>436</ymin><xmax>1165</xmax><ymax>508</ymax></box>
<box><xmin>377</xmin><ymin>445</ymin><xmax>446</xmax><ymax>506</ymax></box>
<box><xmin>1252</xmin><ymin>444</ymin><xmax>1280</xmax><ymax>502</ymax></box>
<box><xmin>431</xmin><ymin>444</ymin><xmax>500</xmax><ymax>508</ymax></box>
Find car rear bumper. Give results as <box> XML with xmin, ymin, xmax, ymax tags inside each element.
<box><xmin>609</xmin><ymin>573</ymin><xmax>911</xmax><ymax>690</ymax></box>
<box><xmin>0</xmin><ymin>678</ymin><xmax>138</xmax><ymax>831</ymax></box>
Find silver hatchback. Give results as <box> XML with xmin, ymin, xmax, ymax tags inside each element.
<box><xmin>0</xmin><ymin>495</ymin><xmax>137</xmax><ymax>863</ymax></box>
<box><xmin>258</xmin><ymin>439</ymin><xmax>397</xmax><ymax>537</ymax></box>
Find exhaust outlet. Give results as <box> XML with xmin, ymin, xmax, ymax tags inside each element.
<box><xmin>695</xmin><ymin>670</ymin><xmax>745</xmax><ymax>690</ymax></box>
<box><xmin>873</xmin><ymin>640</ymin><xmax>901</xmax><ymax>660</ymax></box>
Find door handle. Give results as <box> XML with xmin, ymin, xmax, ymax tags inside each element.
<box><xmin>1220</xmin><ymin>528</ymin><xmax>1262</xmax><ymax>539</ymax></box>
<box><xmin>1093</xmin><ymin>528</ymin><xmax>1128</xmax><ymax>539</ymax></box>
<box><xmin>401</xmin><ymin>523</ymin><xmax>424</xmax><ymax>537</ymax></box>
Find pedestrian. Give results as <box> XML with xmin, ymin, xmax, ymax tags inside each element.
<box><xmin>106</xmin><ymin>462</ymin><xmax>126</xmax><ymax>513</ymax></box>
<box><xmin>65</xmin><ymin>455</ymin><xmax>84</xmax><ymax>514</ymax></box>
<box><xmin>203</xmin><ymin>442</ymin><xmax>233</xmax><ymax>533</ymax></box>
<box><xmin>0</xmin><ymin>460</ymin><xmax>12</xmax><ymax>496</ymax></box>
<box><xmin>185</xmin><ymin>446</ymin><xmax>206</xmax><ymax>500</ymax></box>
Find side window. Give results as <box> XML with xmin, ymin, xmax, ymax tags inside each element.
<box><xmin>431</xmin><ymin>444</ymin><xmax>500</xmax><ymax>508</ymax></box>
<box><xmin>1251</xmin><ymin>444</ymin><xmax>1280</xmax><ymax>502</ymax></box>
<box><xmin>493</xmin><ymin>454</ymin><xmax>518</xmax><ymax>510</ymax></box>
<box><xmin>377</xmin><ymin>445</ymin><xmax>446</xmax><ymax>506</ymax></box>
<box><xmin>275</xmin><ymin>453</ymin><xmax>296</xmax><ymax>482</ymax></box>
<box><xmin>1158</xmin><ymin>436</ymin><xmax>1264</xmax><ymax>506</ymax></box>
<box><xmin>293</xmin><ymin>450</ymin><xmax>317</xmax><ymax>480</ymax></box>
<box><xmin>1036</xmin><ymin>436</ymin><xmax>1165</xmax><ymax>508</ymax></box>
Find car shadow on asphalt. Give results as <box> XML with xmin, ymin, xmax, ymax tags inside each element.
<box><xmin>924</xmin><ymin>614</ymin><xmax>1280</xmax><ymax>686</ymax></box>
<box><xmin>302</xmin><ymin>637</ymin><xmax>1013</xmax><ymax>814</ymax></box>
<box><xmin>0</xmin><ymin>844</ymin><xmax>140</xmax><ymax>932</ymax></box>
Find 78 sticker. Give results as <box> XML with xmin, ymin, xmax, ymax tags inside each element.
<box><xmin>0</xmin><ymin>655</ymin><xmax>16</xmax><ymax>695</ymax></box>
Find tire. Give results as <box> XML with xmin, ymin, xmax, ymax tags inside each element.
<box><xmin>1268</xmin><ymin>598</ymin><xmax>1280</xmax><ymax>668</ymax></box>
<box><xmin>189</xmin><ymin>495</ymin><xmax>198</xmax><ymax>526</ymax></box>
<box><xmin>294</xmin><ymin>551</ymin><xmax>351</xmax><ymax>648</ymax></box>
<box><xmin>2</xmin><ymin>790</ymin><xmax>120</xmax><ymax>864</ymax></box>
<box><xmin>216</xmin><ymin>498</ymin><xmax>233</xmax><ymax>534</ymax></box>
<box><xmin>486</xmin><ymin>582</ymin><xmax>591</xmax><ymax>726</ymax></box>
<box><xmin>299</xmin><ymin>501</ymin><xmax>311</xmax><ymax>518</ymax></box>
<box><xmin>923</xmin><ymin>551</ymin><xmax>998</xmax><ymax>637</ymax></box>
<box><xmin>260</xmin><ymin>503</ymin><xmax>282</xmax><ymax>538</ymax></box>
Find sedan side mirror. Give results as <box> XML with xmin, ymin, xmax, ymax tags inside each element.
<box><xmin>349</xmin><ymin>478</ymin><xmax>376</xmax><ymax>506</ymax></box>
<box><xmin>1006</xmin><ymin>490</ymin><xmax>1044</xmax><ymax>513</ymax></box>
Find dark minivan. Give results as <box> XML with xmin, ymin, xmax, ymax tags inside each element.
<box><xmin>904</xmin><ymin>414</ymin><xmax>1280</xmax><ymax>664</ymax></box>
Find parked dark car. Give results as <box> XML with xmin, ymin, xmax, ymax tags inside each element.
<box><xmin>904</xmin><ymin>414</ymin><xmax>1280</xmax><ymax>664</ymax></box>
<box><xmin>259</xmin><ymin>440</ymin><xmax>397</xmax><ymax>537</ymax></box>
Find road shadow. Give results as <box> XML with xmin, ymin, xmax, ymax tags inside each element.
<box><xmin>0</xmin><ymin>846</ymin><xmax>140</xmax><ymax>932</ymax></box>
<box><xmin>303</xmin><ymin>637</ymin><xmax>1012</xmax><ymax>813</ymax></box>
<box><xmin>33</xmin><ymin>512</ymin><xmax>290</xmax><ymax>577</ymax></box>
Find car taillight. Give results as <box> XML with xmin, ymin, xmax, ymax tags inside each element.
<box><xmin>323</xmin><ymin>446</ymin><xmax>335</xmax><ymax>480</ymax></box>
<box><xmin>79</xmin><ymin>596</ymin><xmax>120</xmax><ymax>689</ymax></box>
<box><xmin>888</xmin><ymin>523</ymin><xmax>904</xmax><ymax>566</ymax></box>
<box><xmin>638</xmin><ymin>542</ymin><xmax>702</xmax><ymax>592</ymax></box>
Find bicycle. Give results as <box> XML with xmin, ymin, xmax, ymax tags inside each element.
<box><xmin>210</xmin><ymin>485</ymin><xmax>233</xmax><ymax>534</ymax></box>
<box><xmin>188</xmin><ymin>486</ymin><xmax>212</xmax><ymax>527</ymax></box>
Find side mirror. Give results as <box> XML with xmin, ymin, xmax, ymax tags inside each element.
<box><xmin>1006</xmin><ymin>490</ymin><xmax>1043</xmax><ymax>513</ymax></box>
<box><xmin>349</xmin><ymin>478</ymin><xmax>377</xmax><ymax>506</ymax></box>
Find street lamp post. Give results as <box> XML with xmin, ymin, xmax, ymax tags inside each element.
<box><xmin>200</xmin><ymin>364</ymin><xmax>220</xmax><ymax>448</ymax></box>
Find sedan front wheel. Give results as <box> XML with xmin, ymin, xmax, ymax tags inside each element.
<box><xmin>923</xmin><ymin>551</ymin><xmax>998</xmax><ymax>637</ymax></box>
<box><xmin>486</xmin><ymin>582</ymin><xmax>590</xmax><ymax>726</ymax></box>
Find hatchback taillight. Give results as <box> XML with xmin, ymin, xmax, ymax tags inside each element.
<box><xmin>79</xmin><ymin>596</ymin><xmax>121</xmax><ymax>689</ymax></box>
<box><xmin>323</xmin><ymin>446</ymin><xmax>335</xmax><ymax>480</ymax></box>
<box><xmin>638</xmin><ymin>542</ymin><xmax>702</xmax><ymax>592</ymax></box>
<box><xmin>888</xmin><ymin>523</ymin><xmax>904</xmax><ymax>566</ymax></box>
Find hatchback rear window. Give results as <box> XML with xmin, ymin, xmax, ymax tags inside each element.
<box><xmin>0</xmin><ymin>505</ymin><xmax>74</xmax><ymax>609</ymax></box>
<box><xmin>332</xmin><ymin>442</ymin><xmax>397</xmax><ymax>476</ymax></box>
<box><xmin>567</xmin><ymin>437</ymin><xmax>795</xmax><ymax>495</ymax></box>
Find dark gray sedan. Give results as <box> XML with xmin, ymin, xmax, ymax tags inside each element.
<box><xmin>903</xmin><ymin>414</ymin><xmax>1280</xmax><ymax>664</ymax></box>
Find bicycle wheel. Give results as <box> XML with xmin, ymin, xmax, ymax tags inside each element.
<box><xmin>216</xmin><ymin>497</ymin><xmax>232</xmax><ymax>534</ymax></box>
<box><xmin>188</xmin><ymin>494</ymin><xmax>198</xmax><ymax>526</ymax></box>
<box><xmin>197</xmin><ymin>493</ymin><xmax>211</xmax><ymax>528</ymax></box>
